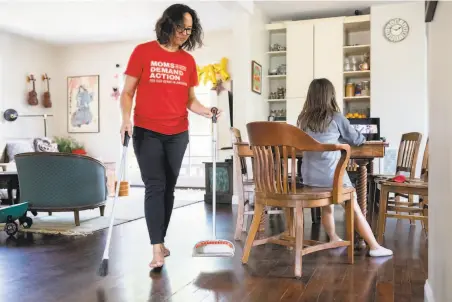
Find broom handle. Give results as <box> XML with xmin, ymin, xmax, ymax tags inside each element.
<box><xmin>211</xmin><ymin>107</ymin><xmax>218</xmax><ymax>240</ymax></box>
<box><xmin>102</xmin><ymin>132</ymin><xmax>129</xmax><ymax>259</ymax></box>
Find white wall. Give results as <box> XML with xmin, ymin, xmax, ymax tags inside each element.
<box><xmin>231</xmin><ymin>4</ymin><xmax>269</xmax><ymax>197</ymax></box>
<box><xmin>231</xmin><ymin>5</ymin><xmax>269</xmax><ymax>140</ymax></box>
<box><xmin>0</xmin><ymin>31</ymin><xmax>59</xmax><ymax>145</ymax></box>
<box><xmin>426</xmin><ymin>3</ymin><xmax>452</xmax><ymax>302</ymax></box>
<box><xmin>371</xmin><ymin>2</ymin><xmax>428</xmax><ymax>175</ymax></box>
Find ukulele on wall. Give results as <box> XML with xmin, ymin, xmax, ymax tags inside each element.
<box><xmin>27</xmin><ymin>74</ymin><xmax>38</xmax><ymax>106</ymax></box>
<box><xmin>42</xmin><ymin>73</ymin><xmax>52</xmax><ymax>108</ymax></box>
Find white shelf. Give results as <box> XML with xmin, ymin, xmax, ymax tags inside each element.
<box><xmin>344</xmin><ymin>70</ymin><xmax>370</xmax><ymax>77</ymax></box>
<box><xmin>267</xmin><ymin>75</ymin><xmax>286</xmax><ymax>79</ymax></box>
<box><xmin>344</xmin><ymin>96</ymin><xmax>371</xmax><ymax>101</ymax></box>
<box><xmin>267</xmin><ymin>99</ymin><xmax>286</xmax><ymax>102</ymax></box>
<box><xmin>267</xmin><ymin>50</ymin><xmax>286</xmax><ymax>55</ymax></box>
<box><xmin>343</xmin><ymin>44</ymin><xmax>370</xmax><ymax>55</ymax></box>
<box><xmin>344</xmin><ymin>15</ymin><xmax>370</xmax><ymax>32</ymax></box>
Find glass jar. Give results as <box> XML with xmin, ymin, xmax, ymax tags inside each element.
<box><xmin>345</xmin><ymin>82</ymin><xmax>355</xmax><ymax>97</ymax></box>
<box><xmin>355</xmin><ymin>83</ymin><xmax>362</xmax><ymax>96</ymax></box>
<box><xmin>361</xmin><ymin>81</ymin><xmax>370</xmax><ymax>96</ymax></box>
<box><xmin>344</xmin><ymin>57</ymin><xmax>351</xmax><ymax>72</ymax></box>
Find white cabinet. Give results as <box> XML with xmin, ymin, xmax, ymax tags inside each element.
<box><xmin>286</xmin><ymin>97</ymin><xmax>305</xmax><ymax>126</ymax></box>
<box><xmin>286</xmin><ymin>22</ymin><xmax>313</xmax><ymax>99</ymax></box>
<box><xmin>267</xmin><ymin>15</ymin><xmax>362</xmax><ymax>120</ymax></box>
<box><xmin>313</xmin><ymin>17</ymin><xmax>344</xmax><ymax>110</ymax></box>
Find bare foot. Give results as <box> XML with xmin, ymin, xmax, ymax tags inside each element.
<box><xmin>149</xmin><ymin>244</ymin><xmax>165</xmax><ymax>269</ymax></box>
<box><xmin>162</xmin><ymin>244</ymin><xmax>170</xmax><ymax>257</ymax></box>
<box><xmin>329</xmin><ymin>234</ymin><xmax>343</xmax><ymax>242</ymax></box>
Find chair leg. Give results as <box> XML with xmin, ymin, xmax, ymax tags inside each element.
<box><xmin>99</xmin><ymin>205</ymin><xmax>105</xmax><ymax>216</ymax></box>
<box><xmin>377</xmin><ymin>187</ymin><xmax>389</xmax><ymax>244</ymax></box>
<box><xmin>346</xmin><ymin>193</ymin><xmax>354</xmax><ymax>264</ymax></box>
<box><xmin>234</xmin><ymin>194</ymin><xmax>246</xmax><ymax>240</ymax></box>
<box><xmin>242</xmin><ymin>202</ymin><xmax>250</xmax><ymax>232</ymax></box>
<box><xmin>74</xmin><ymin>210</ymin><xmax>80</xmax><ymax>226</ymax></box>
<box><xmin>241</xmin><ymin>202</ymin><xmax>265</xmax><ymax>264</ymax></box>
<box><xmin>284</xmin><ymin>208</ymin><xmax>294</xmax><ymax>237</ymax></box>
<box><xmin>294</xmin><ymin>204</ymin><xmax>304</xmax><ymax>279</ymax></box>
<box><xmin>408</xmin><ymin>194</ymin><xmax>415</xmax><ymax>225</ymax></box>
<box><xmin>311</xmin><ymin>208</ymin><xmax>321</xmax><ymax>224</ymax></box>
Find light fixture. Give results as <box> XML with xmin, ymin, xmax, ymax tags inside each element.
<box><xmin>3</xmin><ymin>108</ymin><xmax>54</xmax><ymax>137</ymax></box>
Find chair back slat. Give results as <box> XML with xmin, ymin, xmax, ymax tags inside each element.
<box><xmin>275</xmin><ymin>146</ymin><xmax>282</xmax><ymax>193</ymax></box>
<box><xmin>421</xmin><ymin>138</ymin><xmax>429</xmax><ymax>181</ymax></box>
<box><xmin>246</xmin><ymin>122</ymin><xmax>350</xmax><ymax>203</ymax></box>
<box><xmin>230</xmin><ymin>127</ymin><xmax>248</xmax><ymax>176</ymax></box>
<box><xmin>396</xmin><ymin>132</ymin><xmax>422</xmax><ymax>176</ymax></box>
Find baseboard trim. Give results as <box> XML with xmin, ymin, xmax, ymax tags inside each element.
<box><xmin>425</xmin><ymin>279</ymin><xmax>434</xmax><ymax>302</ymax></box>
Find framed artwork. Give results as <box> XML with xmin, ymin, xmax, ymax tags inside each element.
<box><xmin>67</xmin><ymin>75</ymin><xmax>100</xmax><ymax>133</ymax></box>
<box><xmin>251</xmin><ymin>60</ymin><xmax>262</xmax><ymax>94</ymax></box>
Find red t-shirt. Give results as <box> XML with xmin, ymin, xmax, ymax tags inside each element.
<box><xmin>124</xmin><ymin>40</ymin><xmax>198</xmax><ymax>135</ymax></box>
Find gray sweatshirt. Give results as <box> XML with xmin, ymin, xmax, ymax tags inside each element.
<box><xmin>301</xmin><ymin>112</ymin><xmax>366</xmax><ymax>188</ymax></box>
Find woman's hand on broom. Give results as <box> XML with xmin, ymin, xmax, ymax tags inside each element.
<box><xmin>201</xmin><ymin>107</ymin><xmax>222</xmax><ymax>119</ymax></box>
<box><xmin>120</xmin><ymin>119</ymin><xmax>133</xmax><ymax>145</ymax></box>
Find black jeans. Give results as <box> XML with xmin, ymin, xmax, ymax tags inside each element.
<box><xmin>132</xmin><ymin>126</ymin><xmax>189</xmax><ymax>244</ymax></box>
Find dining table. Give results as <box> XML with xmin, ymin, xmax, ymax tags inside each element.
<box><xmin>235</xmin><ymin>140</ymin><xmax>389</xmax><ymax>249</ymax></box>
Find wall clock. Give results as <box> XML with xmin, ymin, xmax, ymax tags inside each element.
<box><xmin>384</xmin><ymin>18</ymin><xmax>409</xmax><ymax>42</ymax></box>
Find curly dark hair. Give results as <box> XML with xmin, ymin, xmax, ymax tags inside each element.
<box><xmin>155</xmin><ymin>4</ymin><xmax>204</xmax><ymax>51</ymax></box>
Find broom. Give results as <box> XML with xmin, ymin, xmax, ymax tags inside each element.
<box><xmin>192</xmin><ymin>107</ymin><xmax>235</xmax><ymax>257</ymax></box>
<box><xmin>98</xmin><ymin>131</ymin><xmax>130</xmax><ymax>277</ymax></box>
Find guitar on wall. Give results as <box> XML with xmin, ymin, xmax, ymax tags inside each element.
<box><xmin>42</xmin><ymin>73</ymin><xmax>52</xmax><ymax>108</ymax></box>
<box><xmin>27</xmin><ymin>74</ymin><xmax>38</xmax><ymax>106</ymax></box>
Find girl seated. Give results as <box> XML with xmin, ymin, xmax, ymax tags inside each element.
<box><xmin>297</xmin><ymin>78</ymin><xmax>392</xmax><ymax>257</ymax></box>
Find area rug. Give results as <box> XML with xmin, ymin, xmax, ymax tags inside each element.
<box><xmin>0</xmin><ymin>188</ymin><xmax>204</xmax><ymax>236</ymax></box>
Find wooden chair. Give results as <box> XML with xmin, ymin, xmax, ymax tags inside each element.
<box><xmin>369</xmin><ymin>132</ymin><xmax>423</xmax><ymax>222</ymax></box>
<box><xmin>376</xmin><ymin>138</ymin><xmax>429</xmax><ymax>240</ymax></box>
<box><xmin>230</xmin><ymin>127</ymin><xmax>283</xmax><ymax>240</ymax></box>
<box><xmin>241</xmin><ymin>122</ymin><xmax>355</xmax><ymax>278</ymax></box>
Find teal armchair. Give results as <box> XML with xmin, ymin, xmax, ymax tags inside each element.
<box><xmin>15</xmin><ymin>152</ymin><xmax>108</xmax><ymax>226</ymax></box>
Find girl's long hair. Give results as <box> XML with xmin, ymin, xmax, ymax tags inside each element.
<box><xmin>296</xmin><ymin>78</ymin><xmax>341</xmax><ymax>133</ymax></box>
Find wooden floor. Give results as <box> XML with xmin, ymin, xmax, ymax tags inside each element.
<box><xmin>0</xmin><ymin>202</ymin><xmax>427</xmax><ymax>302</ymax></box>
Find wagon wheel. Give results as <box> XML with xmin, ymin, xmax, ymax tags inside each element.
<box><xmin>5</xmin><ymin>222</ymin><xmax>18</xmax><ymax>236</ymax></box>
<box><xmin>22</xmin><ymin>217</ymin><xmax>33</xmax><ymax>229</ymax></box>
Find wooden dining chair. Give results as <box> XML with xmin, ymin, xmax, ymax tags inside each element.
<box><xmin>241</xmin><ymin>122</ymin><xmax>355</xmax><ymax>279</ymax></box>
<box><xmin>369</xmin><ymin>132</ymin><xmax>423</xmax><ymax>222</ymax></box>
<box><xmin>376</xmin><ymin>138</ymin><xmax>429</xmax><ymax>242</ymax></box>
<box><xmin>230</xmin><ymin>127</ymin><xmax>283</xmax><ymax>241</ymax></box>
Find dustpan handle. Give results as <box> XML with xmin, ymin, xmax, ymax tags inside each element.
<box><xmin>211</xmin><ymin>107</ymin><xmax>218</xmax><ymax>240</ymax></box>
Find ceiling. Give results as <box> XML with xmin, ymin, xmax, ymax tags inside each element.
<box><xmin>0</xmin><ymin>1</ymin><xmax>400</xmax><ymax>45</ymax></box>
<box><xmin>0</xmin><ymin>1</ymin><xmax>234</xmax><ymax>44</ymax></box>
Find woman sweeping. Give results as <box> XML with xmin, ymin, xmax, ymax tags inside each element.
<box><xmin>120</xmin><ymin>4</ymin><xmax>220</xmax><ymax>269</ymax></box>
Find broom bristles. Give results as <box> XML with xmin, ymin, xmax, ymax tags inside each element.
<box><xmin>98</xmin><ymin>259</ymin><xmax>109</xmax><ymax>277</ymax></box>
<box><xmin>194</xmin><ymin>240</ymin><xmax>234</xmax><ymax>249</ymax></box>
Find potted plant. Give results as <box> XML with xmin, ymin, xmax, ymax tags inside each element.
<box><xmin>53</xmin><ymin>136</ymin><xmax>86</xmax><ymax>155</ymax></box>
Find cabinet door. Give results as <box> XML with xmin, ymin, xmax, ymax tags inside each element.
<box><xmin>313</xmin><ymin>17</ymin><xmax>344</xmax><ymax>110</ymax></box>
<box><xmin>286</xmin><ymin>22</ymin><xmax>313</xmax><ymax>99</ymax></box>
<box><xmin>286</xmin><ymin>98</ymin><xmax>306</xmax><ymax>126</ymax></box>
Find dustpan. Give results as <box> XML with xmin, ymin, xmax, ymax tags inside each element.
<box><xmin>192</xmin><ymin>107</ymin><xmax>235</xmax><ymax>258</ymax></box>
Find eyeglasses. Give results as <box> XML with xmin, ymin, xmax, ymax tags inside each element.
<box><xmin>175</xmin><ymin>24</ymin><xmax>193</xmax><ymax>35</ymax></box>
